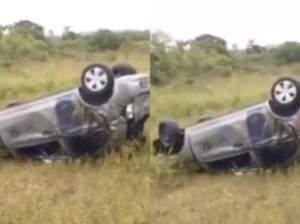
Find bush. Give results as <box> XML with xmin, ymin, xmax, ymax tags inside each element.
<box><xmin>0</xmin><ymin>20</ymin><xmax>150</xmax><ymax>64</ymax></box>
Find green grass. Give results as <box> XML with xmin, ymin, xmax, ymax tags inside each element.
<box><xmin>150</xmin><ymin>72</ymin><xmax>300</xmax><ymax>224</ymax></box>
<box><xmin>0</xmin><ymin>51</ymin><xmax>150</xmax><ymax>224</ymax></box>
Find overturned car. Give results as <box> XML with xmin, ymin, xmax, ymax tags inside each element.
<box><xmin>153</xmin><ymin>77</ymin><xmax>300</xmax><ymax>171</ymax></box>
<box><xmin>0</xmin><ymin>63</ymin><xmax>149</xmax><ymax>161</ymax></box>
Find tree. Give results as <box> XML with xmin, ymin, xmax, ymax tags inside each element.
<box><xmin>275</xmin><ymin>41</ymin><xmax>300</xmax><ymax>63</ymax></box>
<box><xmin>88</xmin><ymin>29</ymin><xmax>122</xmax><ymax>51</ymax></box>
<box><xmin>62</xmin><ymin>26</ymin><xmax>80</xmax><ymax>40</ymax></box>
<box><xmin>246</xmin><ymin>39</ymin><xmax>266</xmax><ymax>54</ymax></box>
<box><xmin>191</xmin><ymin>34</ymin><xmax>228</xmax><ymax>54</ymax></box>
<box><xmin>8</xmin><ymin>20</ymin><xmax>45</xmax><ymax>40</ymax></box>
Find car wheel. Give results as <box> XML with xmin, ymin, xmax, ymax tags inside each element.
<box><xmin>79</xmin><ymin>64</ymin><xmax>114</xmax><ymax>106</ymax></box>
<box><xmin>111</xmin><ymin>63</ymin><xmax>137</xmax><ymax>76</ymax></box>
<box><xmin>154</xmin><ymin>120</ymin><xmax>184</xmax><ymax>155</ymax></box>
<box><xmin>269</xmin><ymin>77</ymin><xmax>300</xmax><ymax>117</ymax></box>
<box><xmin>81</xmin><ymin>63</ymin><xmax>114</xmax><ymax>95</ymax></box>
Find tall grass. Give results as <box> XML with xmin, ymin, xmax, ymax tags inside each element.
<box><xmin>0</xmin><ymin>51</ymin><xmax>150</xmax><ymax>224</ymax></box>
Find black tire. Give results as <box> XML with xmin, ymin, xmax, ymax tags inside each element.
<box><xmin>79</xmin><ymin>64</ymin><xmax>114</xmax><ymax>106</ymax></box>
<box><xmin>153</xmin><ymin>120</ymin><xmax>184</xmax><ymax>155</ymax></box>
<box><xmin>269</xmin><ymin>77</ymin><xmax>300</xmax><ymax>117</ymax></box>
<box><xmin>111</xmin><ymin>63</ymin><xmax>137</xmax><ymax>76</ymax></box>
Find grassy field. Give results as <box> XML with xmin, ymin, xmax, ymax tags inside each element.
<box><xmin>4</xmin><ymin>50</ymin><xmax>300</xmax><ymax>223</ymax></box>
<box><xmin>0</xmin><ymin>51</ymin><xmax>150</xmax><ymax>224</ymax></box>
<box><xmin>150</xmin><ymin>72</ymin><xmax>300</xmax><ymax>224</ymax></box>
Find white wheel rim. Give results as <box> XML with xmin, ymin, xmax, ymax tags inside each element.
<box><xmin>274</xmin><ymin>80</ymin><xmax>297</xmax><ymax>104</ymax></box>
<box><xmin>84</xmin><ymin>67</ymin><xmax>108</xmax><ymax>92</ymax></box>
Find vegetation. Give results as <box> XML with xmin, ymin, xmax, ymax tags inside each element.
<box><xmin>150</xmin><ymin>31</ymin><xmax>300</xmax><ymax>86</ymax></box>
<box><xmin>0</xmin><ymin>42</ymin><xmax>149</xmax><ymax>222</ymax></box>
<box><xmin>150</xmin><ymin>30</ymin><xmax>300</xmax><ymax>223</ymax></box>
<box><xmin>0</xmin><ymin>20</ymin><xmax>149</xmax><ymax>65</ymax></box>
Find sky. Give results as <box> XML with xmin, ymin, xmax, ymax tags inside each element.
<box><xmin>2</xmin><ymin>0</ymin><xmax>300</xmax><ymax>48</ymax></box>
<box><xmin>1</xmin><ymin>0</ymin><xmax>149</xmax><ymax>33</ymax></box>
<box><xmin>149</xmin><ymin>0</ymin><xmax>300</xmax><ymax>48</ymax></box>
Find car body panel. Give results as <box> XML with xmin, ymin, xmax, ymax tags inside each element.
<box><xmin>181</xmin><ymin>102</ymin><xmax>269</xmax><ymax>161</ymax></box>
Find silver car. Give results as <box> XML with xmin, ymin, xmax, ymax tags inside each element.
<box><xmin>153</xmin><ymin>77</ymin><xmax>300</xmax><ymax>171</ymax></box>
<box><xmin>0</xmin><ymin>63</ymin><xmax>150</xmax><ymax>161</ymax></box>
